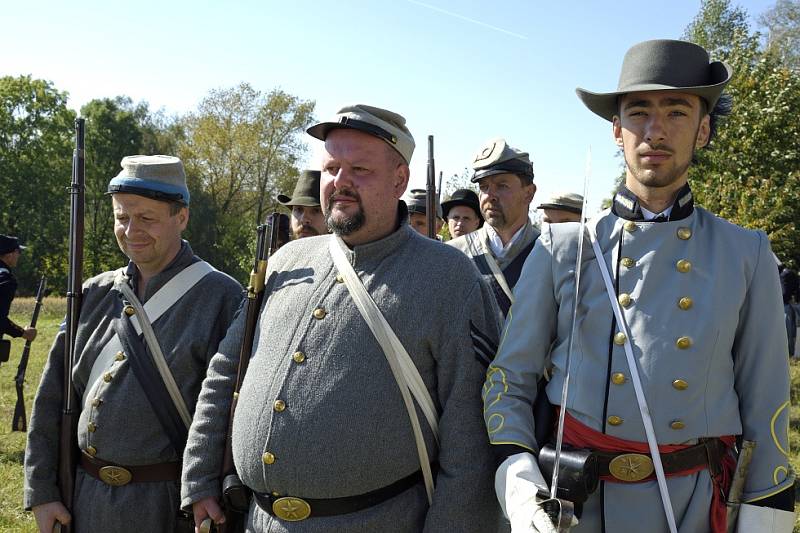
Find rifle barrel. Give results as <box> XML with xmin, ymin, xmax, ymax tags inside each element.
<box><xmin>426</xmin><ymin>135</ymin><xmax>436</xmax><ymax>239</ymax></box>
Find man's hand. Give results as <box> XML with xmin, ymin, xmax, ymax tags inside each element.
<box><xmin>22</xmin><ymin>327</ymin><xmax>37</xmax><ymax>342</ymax></box>
<box><xmin>32</xmin><ymin>501</ymin><xmax>70</xmax><ymax>533</ymax></box>
<box><xmin>495</xmin><ymin>452</ymin><xmax>562</xmax><ymax>533</ymax></box>
<box><xmin>193</xmin><ymin>497</ymin><xmax>225</xmax><ymax>532</ymax></box>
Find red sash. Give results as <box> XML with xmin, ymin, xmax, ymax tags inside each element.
<box><xmin>561</xmin><ymin>411</ymin><xmax>735</xmax><ymax>533</ymax></box>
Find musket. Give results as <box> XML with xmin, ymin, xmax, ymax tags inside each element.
<box><xmin>215</xmin><ymin>213</ymin><xmax>281</xmax><ymax>533</ymax></box>
<box><xmin>57</xmin><ymin>117</ymin><xmax>85</xmax><ymax>533</ymax></box>
<box><xmin>12</xmin><ymin>275</ymin><xmax>46</xmax><ymax>431</ymax></box>
<box><xmin>426</xmin><ymin>135</ymin><xmax>436</xmax><ymax>239</ymax></box>
<box><xmin>726</xmin><ymin>440</ymin><xmax>755</xmax><ymax>533</ymax></box>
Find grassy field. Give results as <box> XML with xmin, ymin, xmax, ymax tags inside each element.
<box><xmin>1</xmin><ymin>297</ymin><xmax>800</xmax><ymax>531</ymax></box>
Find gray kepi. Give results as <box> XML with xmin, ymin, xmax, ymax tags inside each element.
<box><xmin>277</xmin><ymin>170</ymin><xmax>321</xmax><ymax>207</ymax></box>
<box><xmin>107</xmin><ymin>155</ymin><xmax>190</xmax><ymax>205</ymax></box>
<box><xmin>576</xmin><ymin>39</ymin><xmax>733</xmax><ymax>121</ymax></box>
<box><xmin>471</xmin><ymin>138</ymin><xmax>534</xmax><ymax>184</ymax></box>
<box><xmin>307</xmin><ymin>104</ymin><xmax>415</xmax><ymax>164</ymax></box>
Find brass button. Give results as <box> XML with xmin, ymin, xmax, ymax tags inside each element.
<box><xmin>607</xmin><ymin>415</ymin><xmax>624</xmax><ymax>426</ymax></box>
<box><xmin>670</xmin><ymin>420</ymin><xmax>686</xmax><ymax>430</ymax></box>
<box><xmin>672</xmin><ymin>379</ymin><xmax>688</xmax><ymax>390</ymax></box>
<box><xmin>272</xmin><ymin>491</ymin><xmax>280</xmax><ymax>497</ymax></box>
<box><xmin>621</xmin><ymin>257</ymin><xmax>635</xmax><ymax>268</ymax></box>
<box><xmin>292</xmin><ymin>351</ymin><xmax>306</xmax><ymax>364</ymax></box>
<box><xmin>676</xmin><ymin>259</ymin><xmax>692</xmax><ymax>273</ymax></box>
<box><xmin>87</xmin><ymin>422</ymin><xmax>97</xmax><ymax>433</ymax></box>
<box><xmin>123</xmin><ymin>305</ymin><xmax>135</xmax><ymax>316</ymax></box>
<box><xmin>676</xmin><ymin>336</ymin><xmax>692</xmax><ymax>350</ymax></box>
<box><xmin>335</xmin><ymin>274</ymin><xmax>344</xmax><ymax>283</ymax></box>
<box><xmin>103</xmin><ymin>372</ymin><xmax>113</xmax><ymax>383</ymax></box>
<box><xmin>273</xmin><ymin>399</ymin><xmax>286</xmax><ymax>412</ymax></box>
<box><xmin>115</xmin><ymin>351</ymin><xmax>125</xmax><ymax>362</ymax></box>
<box><xmin>262</xmin><ymin>452</ymin><xmax>276</xmax><ymax>465</ymax></box>
<box><xmin>613</xmin><ymin>332</ymin><xmax>627</xmax><ymax>345</ymax></box>
<box><xmin>618</xmin><ymin>293</ymin><xmax>632</xmax><ymax>307</ymax></box>
<box><xmin>611</xmin><ymin>372</ymin><xmax>626</xmax><ymax>385</ymax></box>
<box><xmin>623</xmin><ymin>221</ymin><xmax>637</xmax><ymax>232</ymax></box>
<box><xmin>677</xmin><ymin>227</ymin><xmax>692</xmax><ymax>240</ymax></box>
<box><xmin>312</xmin><ymin>307</ymin><xmax>326</xmax><ymax>320</ymax></box>
<box><xmin>91</xmin><ymin>398</ymin><xmax>102</xmax><ymax>408</ymax></box>
<box><xmin>678</xmin><ymin>297</ymin><xmax>693</xmax><ymax>310</ymax></box>
<box><xmin>85</xmin><ymin>446</ymin><xmax>97</xmax><ymax>457</ymax></box>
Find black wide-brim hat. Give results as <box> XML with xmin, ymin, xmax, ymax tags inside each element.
<box><xmin>576</xmin><ymin>39</ymin><xmax>733</xmax><ymax>122</ymax></box>
<box><xmin>441</xmin><ymin>189</ymin><xmax>483</xmax><ymax>221</ymax></box>
<box><xmin>0</xmin><ymin>234</ymin><xmax>25</xmax><ymax>254</ymax></box>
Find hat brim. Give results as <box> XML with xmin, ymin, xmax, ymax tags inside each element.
<box><xmin>277</xmin><ymin>194</ymin><xmax>320</xmax><ymax>207</ymax></box>
<box><xmin>441</xmin><ymin>199</ymin><xmax>483</xmax><ymax>220</ymax></box>
<box><xmin>576</xmin><ymin>61</ymin><xmax>732</xmax><ymax>122</ymax></box>
<box><xmin>537</xmin><ymin>203</ymin><xmax>582</xmax><ymax>214</ymax></box>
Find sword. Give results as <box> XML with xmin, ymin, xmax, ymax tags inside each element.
<box><xmin>726</xmin><ymin>440</ymin><xmax>755</xmax><ymax>533</ymax></box>
<box><xmin>540</xmin><ymin>147</ymin><xmax>591</xmax><ymax>530</ymax></box>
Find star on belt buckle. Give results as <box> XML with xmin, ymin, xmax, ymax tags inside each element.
<box><xmin>98</xmin><ymin>465</ymin><xmax>133</xmax><ymax>486</ymax></box>
<box><xmin>272</xmin><ymin>497</ymin><xmax>312</xmax><ymax>521</ymax></box>
<box><xmin>608</xmin><ymin>453</ymin><xmax>654</xmax><ymax>482</ymax></box>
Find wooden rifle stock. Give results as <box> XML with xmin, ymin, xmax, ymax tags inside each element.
<box><xmin>218</xmin><ymin>213</ymin><xmax>281</xmax><ymax>532</ymax></box>
<box><xmin>12</xmin><ymin>275</ymin><xmax>46</xmax><ymax>431</ymax></box>
<box><xmin>58</xmin><ymin>117</ymin><xmax>85</xmax><ymax>532</ymax></box>
<box><xmin>426</xmin><ymin>135</ymin><xmax>436</xmax><ymax>239</ymax></box>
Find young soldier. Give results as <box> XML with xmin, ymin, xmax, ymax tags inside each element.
<box><xmin>24</xmin><ymin>155</ymin><xmax>243</xmax><ymax>533</ymax></box>
<box><xmin>442</xmin><ymin>188</ymin><xmax>483</xmax><ymax>239</ymax></box>
<box><xmin>486</xmin><ymin>39</ymin><xmax>794</xmax><ymax>533</ymax></box>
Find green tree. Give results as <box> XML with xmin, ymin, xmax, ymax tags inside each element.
<box><xmin>178</xmin><ymin>83</ymin><xmax>314</xmax><ymax>280</ymax></box>
<box><xmin>0</xmin><ymin>76</ymin><xmax>75</xmax><ymax>294</ymax></box>
<box><xmin>684</xmin><ymin>0</ymin><xmax>800</xmax><ymax>267</ymax></box>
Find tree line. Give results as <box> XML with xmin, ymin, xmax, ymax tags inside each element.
<box><xmin>2</xmin><ymin>0</ymin><xmax>799</xmax><ymax>294</ymax></box>
<box><xmin>0</xmin><ymin>80</ymin><xmax>315</xmax><ymax>294</ymax></box>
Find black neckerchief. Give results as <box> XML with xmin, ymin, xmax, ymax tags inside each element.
<box><xmin>611</xmin><ymin>183</ymin><xmax>694</xmax><ymax>222</ymax></box>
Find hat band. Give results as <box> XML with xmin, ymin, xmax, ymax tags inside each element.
<box><xmin>107</xmin><ymin>177</ymin><xmax>190</xmax><ymax>205</ymax></box>
<box><xmin>474</xmin><ymin>160</ymin><xmax>534</xmax><ymax>180</ymax></box>
<box><xmin>338</xmin><ymin>117</ymin><xmax>398</xmax><ymax>145</ymax></box>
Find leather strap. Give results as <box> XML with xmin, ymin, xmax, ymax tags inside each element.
<box><xmin>254</xmin><ymin>467</ymin><xmax>428</xmax><ymax>518</ymax></box>
<box><xmin>594</xmin><ymin>438</ymin><xmax>725</xmax><ymax>480</ymax></box>
<box><xmin>329</xmin><ymin>236</ymin><xmax>438</xmax><ymax>505</ymax></box>
<box><xmin>80</xmin><ymin>452</ymin><xmax>180</xmax><ymax>483</ymax></box>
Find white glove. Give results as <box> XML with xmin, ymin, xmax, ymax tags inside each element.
<box><xmin>735</xmin><ymin>503</ymin><xmax>796</xmax><ymax>533</ymax></box>
<box><xmin>495</xmin><ymin>452</ymin><xmax>560</xmax><ymax>533</ymax></box>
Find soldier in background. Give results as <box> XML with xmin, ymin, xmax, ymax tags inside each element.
<box><xmin>24</xmin><ymin>155</ymin><xmax>242</xmax><ymax>533</ymax></box>
<box><xmin>536</xmin><ymin>191</ymin><xmax>583</xmax><ymax>224</ymax></box>
<box><xmin>448</xmin><ymin>138</ymin><xmax>538</xmax><ymax>316</ymax></box>
<box><xmin>779</xmin><ymin>259</ymin><xmax>799</xmax><ymax>357</ymax></box>
<box><xmin>442</xmin><ymin>188</ymin><xmax>483</xmax><ymax>239</ymax></box>
<box><xmin>405</xmin><ymin>188</ymin><xmax>443</xmax><ymax>238</ymax></box>
<box><xmin>0</xmin><ymin>235</ymin><xmax>37</xmax><ymax>348</ymax></box>
<box><xmin>277</xmin><ymin>170</ymin><xmax>328</xmax><ymax>240</ymax></box>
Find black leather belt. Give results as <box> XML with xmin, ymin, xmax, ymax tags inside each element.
<box><xmin>593</xmin><ymin>438</ymin><xmax>725</xmax><ymax>482</ymax></box>
<box><xmin>254</xmin><ymin>468</ymin><xmax>427</xmax><ymax>521</ymax></box>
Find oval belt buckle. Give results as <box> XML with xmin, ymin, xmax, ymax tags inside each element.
<box><xmin>608</xmin><ymin>453</ymin><xmax>654</xmax><ymax>482</ymax></box>
<box><xmin>98</xmin><ymin>465</ymin><xmax>133</xmax><ymax>486</ymax></box>
<box><xmin>272</xmin><ymin>497</ymin><xmax>312</xmax><ymax>521</ymax></box>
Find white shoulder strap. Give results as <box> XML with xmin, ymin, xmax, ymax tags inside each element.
<box><xmin>586</xmin><ymin>219</ymin><xmax>677</xmax><ymax>533</ymax></box>
<box><xmin>83</xmin><ymin>261</ymin><xmax>215</xmax><ymax>425</ymax></box>
<box><xmin>329</xmin><ymin>237</ymin><xmax>438</xmax><ymax>505</ymax></box>
<box><xmin>467</xmin><ymin>231</ymin><xmax>514</xmax><ymax>304</ymax></box>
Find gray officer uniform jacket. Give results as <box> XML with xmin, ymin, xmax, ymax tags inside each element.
<box><xmin>484</xmin><ymin>190</ymin><xmax>793</xmax><ymax>532</ymax></box>
<box><xmin>182</xmin><ymin>217</ymin><xmax>503</xmax><ymax>532</ymax></box>
<box><xmin>448</xmin><ymin>220</ymin><xmax>540</xmax><ymax>316</ymax></box>
<box><xmin>24</xmin><ymin>242</ymin><xmax>242</xmax><ymax>533</ymax></box>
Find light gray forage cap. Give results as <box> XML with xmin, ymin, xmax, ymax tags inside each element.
<box><xmin>107</xmin><ymin>155</ymin><xmax>190</xmax><ymax>205</ymax></box>
<box><xmin>307</xmin><ymin>104</ymin><xmax>415</xmax><ymax>164</ymax></box>
<box><xmin>471</xmin><ymin>138</ymin><xmax>534</xmax><ymax>183</ymax></box>
<box><xmin>537</xmin><ymin>191</ymin><xmax>584</xmax><ymax>214</ymax></box>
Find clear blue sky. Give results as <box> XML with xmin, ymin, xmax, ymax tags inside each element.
<box><xmin>1</xmin><ymin>0</ymin><xmax>776</xmax><ymax>215</ymax></box>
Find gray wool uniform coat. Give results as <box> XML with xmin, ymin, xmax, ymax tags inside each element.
<box><xmin>484</xmin><ymin>198</ymin><xmax>793</xmax><ymax>532</ymax></box>
<box><xmin>448</xmin><ymin>219</ymin><xmax>540</xmax><ymax>316</ymax></box>
<box><xmin>24</xmin><ymin>242</ymin><xmax>243</xmax><ymax>533</ymax></box>
<box><xmin>182</xmin><ymin>220</ymin><xmax>504</xmax><ymax>532</ymax></box>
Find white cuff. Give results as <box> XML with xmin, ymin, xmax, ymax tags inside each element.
<box><xmin>735</xmin><ymin>503</ymin><xmax>796</xmax><ymax>533</ymax></box>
